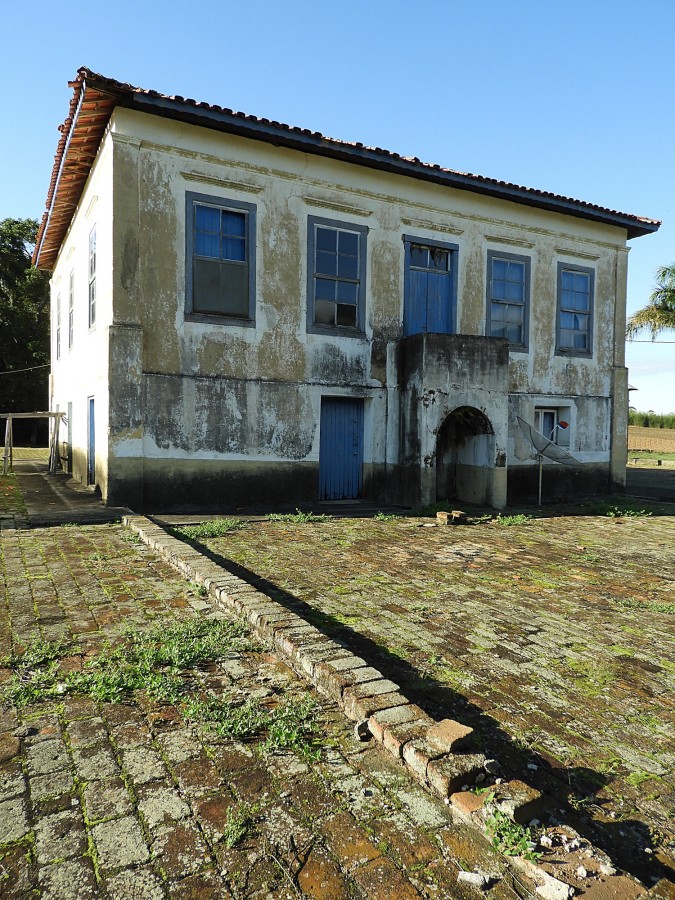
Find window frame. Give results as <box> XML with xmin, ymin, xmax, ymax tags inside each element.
<box><xmin>68</xmin><ymin>270</ymin><xmax>74</xmax><ymax>348</ymax></box>
<box><xmin>306</xmin><ymin>215</ymin><xmax>368</xmax><ymax>336</ymax></box>
<box><xmin>55</xmin><ymin>293</ymin><xmax>61</xmax><ymax>360</ymax></box>
<box><xmin>403</xmin><ymin>234</ymin><xmax>459</xmax><ymax>336</ymax></box>
<box><xmin>486</xmin><ymin>249</ymin><xmax>530</xmax><ymax>350</ymax></box>
<box><xmin>185</xmin><ymin>191</ymin><xmax>257</xmax><ymax>326</ymax></box>
<box><xmin>556</xmin><ymin>261</ymin><xmax>594</xmax><ymax>357</ymax></box>
<box><xmin>88</xmin><ymin>227</ymin><xmax>96</xmax><ymax>329</ymax></box>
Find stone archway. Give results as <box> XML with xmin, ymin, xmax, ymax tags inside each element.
<box><xmin>436</xmin><ymin>406</ymin><xmax>495</xmax><ymax>505</ymax></box>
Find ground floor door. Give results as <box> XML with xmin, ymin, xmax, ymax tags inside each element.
<box><xmin>319</xmin><ymin>397</ymin><xmax>364</xmax><ymax>500</ymax></box>
<box><xmin>87</xmin><ymin>397</ymin><xmax>95</xmax><ymax>485</ymax></box>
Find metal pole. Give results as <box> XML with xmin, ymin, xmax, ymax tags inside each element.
<box><xmin>538</xmin><ymin>454</ymin><xmax>543</xmax><ymax>506</ymax></box>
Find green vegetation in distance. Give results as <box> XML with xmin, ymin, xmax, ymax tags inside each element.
<box><xmin>628</xmin><ymin>410</ymin><xmax>675</xmax><ymax>429</ymax></box>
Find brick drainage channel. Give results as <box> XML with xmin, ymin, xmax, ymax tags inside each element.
<box><xmin>127</xmin><ymin>515</ymin><xmax>674</xmax><ymax>899</ymax></box>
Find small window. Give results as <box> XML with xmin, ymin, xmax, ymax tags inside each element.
<box><xmin>68</xmin><ymin>270</ymin><xmax>74</xmax><ymax>348</ymax></box>
<box><xmin>308</xmin><ymin>216</ymin><xmax>367</xmax><ymax>334</ymax></box>
<box><xmin>487</xmin><ymin>250</ymin><xmax>530</xmax><ymax>348</ymax></box>
<box><xmin>56</xmin><ymin>294</ymin><xmax>61</xmax><ymax>360</ymax></box>
<box><xmin>88</xmin><ymin>228</ymin><xmax>96</xmax><ymax>329</ymax></box>
<box><xmin>557</xmin><ymin>263</ymin><xmax>593</xmax><ymax>355</ymax></box>
<box><xmin>186</xmin><ymin>192</ymin><xmax>256</xmax><ymax>323</ymax></box>
<box><xmin>535</xmin><ymin>408</ymin><xmax>559</xmax><ymax>442</ymax></box>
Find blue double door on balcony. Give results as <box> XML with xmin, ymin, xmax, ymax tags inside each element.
<box><xmin>403</xmin><ymin>240</ymin><xmax>456</xmax><ymax>336</ymax></box>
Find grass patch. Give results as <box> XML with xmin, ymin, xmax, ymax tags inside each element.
<box><xmin>266</xmin><ymin>509</ymin><xmax>329</xmax><ymax>524</ymax></box>
<box><xmin>581</xmin><ymin>499</ymin><xmax>653</xmax><ymax>518</ymax></box>
<box><xmin>0</xmin><ymin>473</ymin><xmax>26</xmax><ymax>515</ymax></box>
<box><xmin>374</xmin><ymin>511</ymin><xmax>400</xmax><ymax>521</ymax></box>
<box><xmin>2</xmin><ymin>619</ymin><xmax>254</xmax><ymax>708</ymax></box>
<box><xmin>173</xmin><ymin>518</ymin><xmax>246</xmax><ymax>540</ymax></box>
<box><xmin>183</xmin><ymin>693</ymin><xmax>320</xmax><ymax>759</ymax></box>
<box><xmin>495</xmin><ymin>513</ymin><xmax>532</xmax><ymax>526</ymax></box>
<box><xmin>612</xmin><ymin>597</ymin><xmax>675</xmax><ymax>615</ymax></box>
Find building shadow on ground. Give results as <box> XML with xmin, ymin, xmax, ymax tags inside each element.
<box><xmin>177</xmin><ymin>536</ymin><xmax>674</xmax><ymax>886</ymax></box>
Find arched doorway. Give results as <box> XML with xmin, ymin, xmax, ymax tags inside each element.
<box><xmin>436</xmin><ymin>406</ymin><xmax>495</xmax><ymax>505</ymax></box>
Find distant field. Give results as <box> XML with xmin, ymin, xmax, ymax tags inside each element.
<box><xmin>628</xmin><ymin>426</ymin><xmax>675</xmax><ymax>455</ymax></box>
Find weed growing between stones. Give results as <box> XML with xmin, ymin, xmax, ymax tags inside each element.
<box><xmin>183</xmin><ymin>693</ymin><xmax>320</xmax><ymax>760</ymax></box>
<box><xmin>494</xmin><ymin>514</ymin><xmax>532</xmax><ymax>526</ymax></box>
<box><xmin>484</xmin><ymin>803</ymin><xmax>541</xmax><ymax>861</ymax></box>
<box><xmin>1</xmin><ymin>619</ymin><xmax>254</xmax><ymax>708</ymax></box>
<box><xmin>222</xmin><ymin>802</ymin><xmax>261</xmax><ymax>849</ymax></box>
<box><xmin>580</xmin><ymin>499</ymin><xmax>653</xmax><ymax>518</ymax></box>
<box><xmin>2</xmin><ymin>622</ymin><xmax>322</xmax><ymax>762</ymax></box>
<box><xmin>374</xmin><ymin>511</ymin><xmax>401</xmax><ymax>521</ymax></box>
<box><xmin>173</xmin><ymin>518</ymin><xmax>247</xmax><ymax>540</ymax></box>
<box><xmin>266</xmin><ymin>509</ymin><xmax>329</xmax><ymax>524</ymax></box>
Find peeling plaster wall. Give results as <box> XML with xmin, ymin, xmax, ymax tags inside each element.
<box><xmin>50</xmin><ymin>136</ymin><xmax>113</xmax><ymax>498</ymax></box>
<box><xmin>67</xmin><ymin>107</ymin><xmax>633</xmax><ymax>509</ymax></box>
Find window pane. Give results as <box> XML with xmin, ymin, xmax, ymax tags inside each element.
<box><xmin>574</xmin><ymin>332</ymin><xmax>588</xmax><ymax>350</ymax></box>
<box><xmin>337</xmin><ymin>253</ymin><xmax>358</xmax><ymax>280</ymax></box>
<box><xmin>574</xmin><ymin>272</ymin><xmax>589</xmax><ymax>294</ymax></box>
<box><xmin>316</xmin><ymin>227</ymin><xmax>336</xmax><ymax>252</ymax></box>
<box><xmin>490</xmin><ymin>302</ymin><xmax>505</xmax><ymax>322</ymax></box>
<box><xmin>222</xmin><ymin>210</ymin><xmax>245</xmax><ymax>237</ymax></box>
<box><xmin>337</xmin><ymin>281</ymin><xmax>357</xmax><ymax>304</ymax></box>
<box><xmin>315</xmin><ymin>299</ymin><xmax>335</xmax><ymax>325</ymax></box>
<box><xmin>196</xmin><ymin>231</ymin><xmax>219</xmax><ymax>257</ymax></box>
<box><xmin>316</xmin><ymin>250</ymin><xmax>337</xmax><ymax>276</ymax></box>
<box><xmin>507</xmin><ymin>324</ymin><xmax>521</xmax><ymax>343</ymax></box>
<box><xmin>574</xmin><ymin>313</ymin><xmax>588</xmax><ymax>332</ymax></box>
<box><xmin>561</xmin><ymin>329</ymin><xmax>578</xmax><ymax>348</ymax></box>
<box><xmin>505</xmin><ymin>280</ymin><xmax>523</xmax><ymax>302</ymax></box>
<box><xmin>338</xmin><ymin>230</ymin><xmax>359</xmax><ymax>256</ymax></box>
<box><xmin>193</xmin><ymin>258</ymin><xmax>249</xmax><ymax>317</ymax></box>
<box><xmin>196</xmin><ymin>205</ymin><xmax>220</xmax><ymax>231</ymax></box>
<box><xmin>336</xmin><ymin>304</ymin><xmax>357</xmax><ymax>327</ymax></box>
<box><xmin>561</xmin><ymin>269</ymin><xmax>575</xmax><ymax>290</ymax></box>
<box><xmin>430</xmin><ymin>248</ymin><xmax>449</xmax><ymax>271</ymax></box>
<box><xmin>491</xmin><ymin>322</ymin><xmax>507</xmax><ymax>338</ymax></box>
<box><xmin>507</xmin><ymin>304</ymin><xmax>523</xmax><ymax>325</ymax></box>
<box><xmin>410</xmin><ymin>245</ymin><xmax>428</xmax><ymax>268</ymax></box>
<box><xmin>315</xmin><ymin>277</ymin><xmax>335</xmax><ymax>301</ymax></box>
<box><xmin>492</xmin><ymin>259</ymin><xmax>507</xmax><ymax>280</ymax></box>
<box><xmin>561</xmin><ymin>312</ymin><xmax>576</xmax><ymax>329</ymax></box>
<box><xmin>222</xmin><ymin>236</ymin><xmax>246</xmax><ymax>262</ymax></box>
<box><xmin>492</xmin><ymin>279</ymin><xmax>506</xmax><ymax>300</ymax></box>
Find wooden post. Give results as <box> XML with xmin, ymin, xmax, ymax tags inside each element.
<box><xmin>3</xmin><ymin>418</ymin><xmax>9</xmax><ymax>475</ymax></box>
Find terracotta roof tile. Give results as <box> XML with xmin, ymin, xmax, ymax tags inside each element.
<box><xmin>34</xmin><ymin>67</ymin><xmax>660</xmax><ymax>269</ymax></box>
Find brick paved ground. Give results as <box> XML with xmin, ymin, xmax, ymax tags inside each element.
<box><xmin>0</xmin><ymin>485</ymin><xmax>521</xmax><ymax>898</ymax></box>
<box><xmin>179</xmin><ymin>501</ymin><xmax>675</xmax><ymax>882</ymax></box>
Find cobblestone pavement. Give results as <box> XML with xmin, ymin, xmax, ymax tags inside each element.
<box><xmin>0</xmin><ymin>503</ymin><xmax>521</xmax><ymax>898</ymax></box>
<box><xmin>179</xmin><ymin>502</ymin><xmax>675</xmax><ymax>882</ymax></box>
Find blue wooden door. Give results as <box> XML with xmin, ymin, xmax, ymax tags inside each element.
<box><xmin>404</xmin><ymin>243</ymin><xmax>455</xmax><ymax>336</ymax></box>
<box><xmin>319</xmin><ymin>398</ymin><xmax>364</xmax><ymax>500</ymax></box>
<box><xmin>87</xmin><ymin>397</ymin><xmax>95</xmax><ymax>485</ymax></box>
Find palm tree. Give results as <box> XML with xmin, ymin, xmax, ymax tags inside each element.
<box><xmin>627</xmin><ymin>264</ymin><xmax>675</xmax><ymax>338</ymax></box>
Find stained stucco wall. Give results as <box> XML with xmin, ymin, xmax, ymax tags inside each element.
<box><xmin>71</xmin><ymin>107</ymin><xmax>631</xmax><ymax>508</ymax></box>
<box><xmin>50</xmin><ymin>139</ymin><xmax>113</xmax><ymax>495</ymax></box>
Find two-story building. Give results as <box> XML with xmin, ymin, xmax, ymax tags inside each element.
<box><xmin>34</xmin><ymin>68</ymin><xmax>660</xmax><ymax>511</ymax></box>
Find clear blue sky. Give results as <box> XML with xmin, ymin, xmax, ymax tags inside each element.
<box><xmin>2</xmin><ymin>0</ymin><xmax>673</xmax><ymax>411</ymax></box>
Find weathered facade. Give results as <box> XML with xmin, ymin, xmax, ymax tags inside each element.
<box><xmin>35</xmin><ymin>69</ymin><xmax>660</xmax><ymax>511</ymax></box>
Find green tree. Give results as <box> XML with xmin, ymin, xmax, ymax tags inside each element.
<box><xmin>0</xmin><ymin>218</ymin><xmax>50</xmax><ymax>440</ymax></box>
<box><xmin>627</xmin><ymin>263</ymin><xmax>675</xmax><ymax>339</ymax></box>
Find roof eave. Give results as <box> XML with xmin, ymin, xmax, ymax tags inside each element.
<box><xmin>122</xmin><ymin>92</ymin><xmax>661</xmax><ymax>240</ymax></box>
